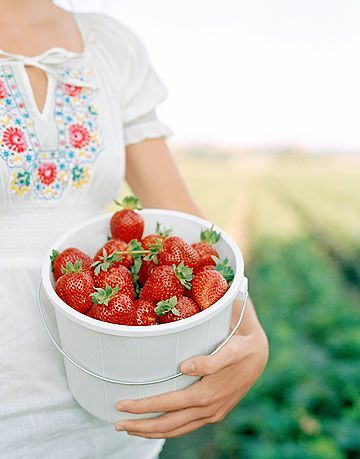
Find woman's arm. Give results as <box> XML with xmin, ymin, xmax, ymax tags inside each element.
<box><xmin>125</xmin><ymin>138</ymin><xmax>202</xmax><ymax>215</ymax></box>
<box><xmin>115</xmin><ymin>138</ymin><xmax>269</xmax><ymax>438</ymax></box>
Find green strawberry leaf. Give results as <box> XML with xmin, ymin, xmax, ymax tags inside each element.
<box><xmin>91</xmin><ymin>284</ymin><xmax>119</xmax><ymax>306</ymax></box>
<box><xmin>91</xmin><ymin>248</ymin><xmax>123</xmax><ymax>275</ymax></box>
<box><xmin>114</xmin><ymin>195</ymin><xmax>143</xmax><ymax>211</ymax></box>
<box><xmin>173</xmin><ymin>262</ymin><xmax>194</xmax><ymax>290</ymax></box>
<box><xmin>50</xmin><ymin>249</ymin><xmax>59</xmax><ymax>272</ymax></box>
<box><xmin>61</xmin><ymin>260</ymin><xmax>83</xmax><ymax>275</ymax></box>
<box><xmin>155</xmin><ymin>296</ymin><xmax>179</xmax><ymax>316</ymax></box>
<box><xmin>127</xmin><ymin>239</ymin><xmax>143</xmax><ymax>253</ymax></box>
<box><xmin>155</xmin><ymin>222</ymin><xmax>173</xmax><ymax>238</ymax></box>
<box><xmin>143</xmin><ymin>239</ymin><xmax>162</xmax><ymax>264</ymax></box>
<box><xmin>213</xmin><ymin>256</ymin><xmax>235</xmax><ymax>283</ymax></box>
<box><xmin>200</xmin><ymin>225</ymin><xmax>221</xmax><ymax>245</ymax></box>
<box><xmin>129</xmin><ymin>244</ymin><xmax>143</xmax><ymax>299</ymax></box>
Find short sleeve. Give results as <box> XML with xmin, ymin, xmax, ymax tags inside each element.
<box><xmin>120</xmin><ymin>32</ymin><xmax>173</xmax><ymax>146</ymax></box>
<box><xmin>76</xmin><ymin>13</ymin><xmax>173</xmax><ymax>146</ymax></box>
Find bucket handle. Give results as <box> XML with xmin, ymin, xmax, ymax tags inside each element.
<box><xmin>37</xmin><ymin>277</ymin><xmax>248</xmax><ymax>386</ymax></box>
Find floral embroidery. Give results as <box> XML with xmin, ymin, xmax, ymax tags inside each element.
<box><xmin>3</xmin><ymin>126</ymin><xmax>27</xmax><ymax>152</ymax></box>
<box><xmin>65</xmin><ymin>84</ymin><xmax>82</xmax><ymax>97</ymax></box>
<box><xmin>34</xmin><ymin>156</ymin><xmax>69</xmax><ymax>199</ymax></box>
<box><xmin>0</xmin><ymin>80</ymin><xmax>8</xmax><ymax>99</ymax></box>
<box><xmin>10</xmin><ymin>170</ymin><xmax>31</xmax><ymax>196</ymax></box>
<box><xmin>71</xmin><ymin>164</ymin><xmax>90</xmax><ymax>189</ymax></box>
<box><xmin>69</xmin><ymin>123</ymin><xmax>90</xmax><ymax>149</ymax></box>
<box><xmin>0</xmin><ymin>65</ymin><xmax>103</xmax><ymax>199</ymax></box>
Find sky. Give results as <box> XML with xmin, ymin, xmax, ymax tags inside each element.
<box><xmin>56</xmin><ymin>0</ymin><xmax>360</xmax><ymax>152</ymax></box>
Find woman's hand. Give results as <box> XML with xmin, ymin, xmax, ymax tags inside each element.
<box><xmin>114</xmin><ymin>298</ymin><xmax>269</xmax><ymax>438</ymax></box>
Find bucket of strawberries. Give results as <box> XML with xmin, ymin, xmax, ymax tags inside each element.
<box><xmin>39</xmin><ymin>197</ymin><xmax>248</xmax><ymax>423</ymax></box>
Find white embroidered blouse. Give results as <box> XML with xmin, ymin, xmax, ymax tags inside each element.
<box><xmin>0</xmin><ymin>12</ymin><xmax>171</xmax><ymax>256</ymax></box>
<box><xmin>0</xmin><ymin>13</ymin><xmax>170</xmax><ymax>458</ymax></box>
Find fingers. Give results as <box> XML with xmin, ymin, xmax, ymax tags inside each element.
<box><xmin>181</xmin><ymin>334</ymin><xmax>248</xmax><ymax>376</ymax></box>
<box><xmin>115</xmin><ymin>406</ymin><xmax>209</xmax><ymax>435</ymax></box>
<box><xmin>116</xmin><ymin>383</ymin><xmax>202</xmax><ymax>414</ymax></box>
<box><xmin>127</xmin><ymin>418</ymin><xmax>210</xmax><ymax>439</ymax></box>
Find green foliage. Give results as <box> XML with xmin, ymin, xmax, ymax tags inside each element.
<box><xmin>212</xmin><ymin>237</ymin><xmax>360</xmax><ymax>459</ymax></box>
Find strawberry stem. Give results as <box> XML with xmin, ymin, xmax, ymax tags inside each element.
<box><xmin>173</xmin><ymin>262</ymin><xmax>194</xmax><ymax>290</ymax></box>
<box><xmin>91</xmin><ymin>284</ymin><xmax>120</xmax><ymax>306</ymax></box>
<box><xmin>200</xmin><ymin>225</ymin><xmax>221</xmax><ymax>245</ymax></box>
<box><xmin>212</xmin><ymin>256</ymin><xmax>235</xmax><ymax>283</ymax></box>
<box><xmin>50</xmin><ymin>249</ymin><xmax>59</xmax><ymax>272</ymax></box>
<box><xmin>61</xmin><ymin>260</ymin><xmax>83</xmax><ymax>275</ymax></box>
<box><xmin>114</xmin><ymin>195</ymin><xmax>143</xmax><ymax>211</ymax></box>
<box><xmin>155</xmin><ymin>296</ymin><xmax>180</xmax><ymax>316</ymax></box>
<box><xmin>155</xmin><ymin>222</ymin><xmax>173</xmax><ymax>238</ymax></box>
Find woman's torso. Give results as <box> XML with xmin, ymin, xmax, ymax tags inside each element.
<box><xmin>0</xmin><ymin>13</ymin><xmax>127</xmax><ymax>258</ymax></box>
<box><xmin>0</xmin><ymin>12</ymin><xmax>165</xmax><ymax>458</ymax></box>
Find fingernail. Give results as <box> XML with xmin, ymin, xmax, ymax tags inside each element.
<box><xmin>116</xmin><ymin>403</ymin><xmax>127</xmax><ymax>412</ymax></box>
<box><xmin>115</xmin><ymin>424</ymin><xmax>125</xmax><ymax>431</ymax></box>
<box><xmin>182</xmin><ymin>361</ymin><xmax>196</xmax><ymax>374</ymax></box>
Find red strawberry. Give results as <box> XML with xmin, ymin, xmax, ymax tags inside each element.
<box><xmin>94</xmin><ymin>239</ymin><xmax>132</xmax><ymax>269</ymax></box>
<box><xmin>158</xmin><ymin>236</ymin><xmax>200</xmax><ymax>271</ymax></box>
<box><xmin>110</xmin><ymin>196</ymin><xmax>144</xmax><ymax>243</ymax></box>
<box><xmin>138</xmin><ymin>260</ymin><xmax>156</xmax><ymax>286</ymax></box>
<box><xmin>142</xmin><ymin>222</ymin><xmax>173</xmax><ymax>248</ymax></box>
<box><xmin>196</xmin><ymin>264</ymin><xmax>216</xmax><ymax>274</ymax></box>
<box><xmin>140</xmin><ymin>262</ymin><xmax>194</xmax><ymax>303</ymax></box>
<box><xmin>155</xmin><ymin>295</ymin><xmax>200</xmax><ymax>323</ymax></box>
<box><xmin>51</xmin><ymin>248</ymin><xmax>93</xmax><ymax>281</ymax></box>
<box><xmin>191</xmin><ymin>270</ymin><xmax>229</xmax><ymax>310</ymax></box>
<box><xmin>90</xmin><ymin>285</ymin><xmax>136</xmax><ymax>325</ymax></box>
<box><xmin>55</xmin><ymin>261</ymin><xmax>94</xmax><ymax>313</ymax></box>
<box><xmin>195</xmin><ymin>258</ymin><xmax>235</xmax><ymax>280</ymax></box>
<box><xmin>192</xmin><ymin>225</ymin><xmax>221</xmax><ymax>271</ymax></box>
<box><xmin>133</xmin><ymin>299</ymin><xmax>159</xmax><ymax>326</ymax></box>
<box><xmin>138</xmin><ymin>226</ymin><xmax>171</xmax><ymax>285</ymax></box>
<box><xmin>92</xmin><ymin>254</ymin><xmax>135</xmax><ymax>298</ymax></box>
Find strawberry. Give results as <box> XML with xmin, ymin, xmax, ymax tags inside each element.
<box><xmin>192</xmin><ymin>225</ymin><xmax>221</xmax><ymax>271</ymax></box>
<box><xmin>94</xmin><ymin>239</ymin><xmax>132</xmax><ymax>269</ymax></box>
<box><xmin>196</xmin><ymin>264</ymin><xmax>216</xmax><ymax>274</ymax></box>
<box><xmin>155</xmin><ymin>295</ymin><xmax>200</xmax><ymax>323</ymax></box>
<box><xmin>140</xmin><ymin>262</ymin><xmax>194</xmax><ymax>303</ymax></box>
<box><xmin>92</xmin><ymin>253</ymin><xmax>135</xmax><ymax>299</ymax></box>
<box><xmin>158</xmin><ymin>236</ymin><xmax>200</xmax><ymax>271</ymax></box>
<box><xmin>195</xmin><ymin>258</ymin><xmax>235</xmax><ymax>281</ymax></box>
<box><xmin>191</xmin><ymin>270</ymin><xmax>228</xmax><ymax>310</ymax></box>
<box><xmin>55</xmin><ymin>261</ymin><xmax>94</xmax><ymax>313</ymax></box>
<box><xmin>51</xmin><ymin>248</ymin><xmax>93</xmax><ymax>281</ymax></box>
<box><xmin>133</xmin><ymin>299</ymin><xmax>159</xmax><ymax>326</ymax></box>
<box><xmin>141</xmin><ymin>222</ymin><xmax>173</xmax><ymax>249</ymax></box>
<box><xmin>90</xmin><ymin>285</ymin><xmax>136</xmax><ymax>325</ymax></box>
<box><xmin>138</xmin><ymin>224</ymin><xmax>172</xmax><ymax>286</ymax></box>
<box><xmin>191</xmin><ymin>258</ymin><xmax>235</xmax><ymax>310</ymax></box>
<box><xmin>110</xmin><ymin>196</ymin><xmax>144</xmax><ymax>243</ymax></box>
<box><xmin>138</xmin><ymin>260</ymin><xmax>156</xmax><ymax>286</ymax></box>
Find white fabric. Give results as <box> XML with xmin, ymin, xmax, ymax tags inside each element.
<box><xmin>0</xmin><ymin>12</ymin><xmax>170</xmax><ymax>458</ymax></box>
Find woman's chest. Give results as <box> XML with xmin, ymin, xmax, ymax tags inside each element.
<box><xmin>0</xmin><ymin>58</ymin><xmax>125</xmax><ymax>204</ymax></box>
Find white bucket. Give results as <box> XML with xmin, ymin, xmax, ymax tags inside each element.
<box><xmin>39</xmin><ymin>209</ymin><xmax>248</xmax><ymax>423</ymax></box>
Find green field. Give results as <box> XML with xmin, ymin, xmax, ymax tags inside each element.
<box><xmin>158</xmin><ymin>151</ymin><xmax>360</xmax><ymax>459</ymax></box>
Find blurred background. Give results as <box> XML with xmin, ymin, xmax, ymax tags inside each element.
<box><xmin>57</xmin><ymin>1</ymin><xmax>360</xmax><ymax>457</ymax></box>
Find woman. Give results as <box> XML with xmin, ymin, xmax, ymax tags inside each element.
<box><xmin>0</xmin><ymin>1</ymin><xmax>269</xmax><ymax>457</ymax></box>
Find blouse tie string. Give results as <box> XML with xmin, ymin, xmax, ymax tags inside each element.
<box><xmin>0</xmin><ymin>47</ymin><xmax>97</xmax><ymax>89</ymax></box>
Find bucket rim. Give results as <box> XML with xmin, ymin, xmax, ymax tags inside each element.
<box><xmin>41</xmin><ymin>209</ymin><xmax>245</xmax><ymax>337</ymax></box>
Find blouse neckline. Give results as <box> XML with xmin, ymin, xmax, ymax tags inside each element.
<box><xmin>0</xmin><ymin>13</ymin><xmax>90</xmax><ymax>62</ymax></box>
